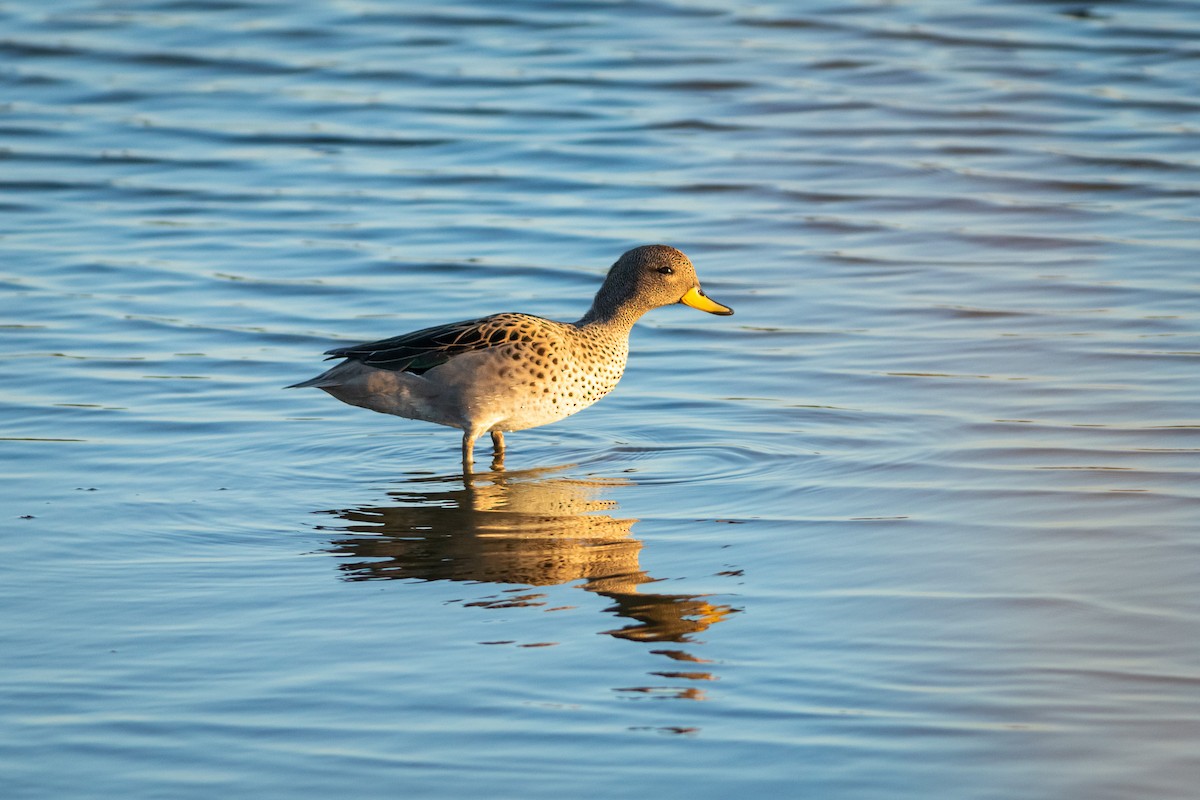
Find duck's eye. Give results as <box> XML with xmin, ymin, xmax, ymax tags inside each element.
<box><xmin>656</xmin><ymin>266</ymin><xmax>674</xmax><ymax>275</ymax></box>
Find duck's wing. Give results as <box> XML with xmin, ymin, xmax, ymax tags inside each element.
<box><xmin>324</xmin><ymin>313</ymin><xmax>537</xmax><ymax>375</ymax></box>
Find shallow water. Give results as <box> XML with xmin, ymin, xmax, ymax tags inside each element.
<box><xmin>2</xmin><ymin>1</ymin><xmax>1199</xmax><ymax>798</ymax></box>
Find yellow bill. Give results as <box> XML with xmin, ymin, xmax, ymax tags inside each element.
<box><xmin>681</xmin><ymin>286</ymin><xmax>734</xmax><ymax>316</ymax></box>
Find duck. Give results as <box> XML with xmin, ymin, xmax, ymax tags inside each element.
<box><xmin>289</xmin><ymin>244</ymin><xmax>733</xmax><ymax>470</ymax></box>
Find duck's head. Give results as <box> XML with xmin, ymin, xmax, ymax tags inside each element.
<box><xmin>583</xmin><ymin>245</ymin><xmax>733</xmax><ymax>326</ymax></box>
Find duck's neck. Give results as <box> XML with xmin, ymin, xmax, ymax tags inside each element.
<box><xmin>576</xmin><ymin>296</ymin><xmax>645</xmax><ymax>335</ymax></box>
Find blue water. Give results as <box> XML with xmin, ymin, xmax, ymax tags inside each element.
<box><xmin>3</xmin><ymin>1</ymin><xmax>1199</xmax><ymax>798</ymax></box>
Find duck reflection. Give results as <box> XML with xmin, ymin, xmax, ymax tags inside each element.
<box><xmin>318</xmin><ymin>466</ymin><xmax>736</xmax><ymax>698</ymax></box>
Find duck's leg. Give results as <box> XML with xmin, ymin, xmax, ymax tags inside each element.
<box><xmin>489</xmin><ymin>430</ymin><xmax>506</xmax><ymax>471</ymax></box>
<box><xmin>461</xmin><ymin>430</ymin><xmax>478</xmax><ymax>473</ymax></box>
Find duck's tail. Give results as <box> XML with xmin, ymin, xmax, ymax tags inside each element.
<box><xmin>285</xmin><ymin>361</ymin><xmax>346</xmax><ymax>389</ymax></box>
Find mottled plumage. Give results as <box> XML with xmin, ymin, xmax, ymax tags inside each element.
<box><xmin>289</xmin><ymin>245</ymin><xmax>732</xmax><ymax>469</ymax></box>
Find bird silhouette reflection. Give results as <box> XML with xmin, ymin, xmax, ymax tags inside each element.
<box><xmin>318</xmin><ymin>466</ymin><xmax>736</xmax><ymax>697</ymax></box>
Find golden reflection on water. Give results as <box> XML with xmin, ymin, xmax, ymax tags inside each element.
<box><xmin>319</xmin><ymin>466</ymin><xmax>737</xmax><ymax>700</ymax></box>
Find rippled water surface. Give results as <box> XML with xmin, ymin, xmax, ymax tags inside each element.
<box><xmin>3</xmin><ymin>1</ymin><xmax>1199</xmax><ymax>798</ymax></box>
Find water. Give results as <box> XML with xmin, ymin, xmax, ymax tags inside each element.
<box><xmin>3</xmin><ymin>1</ymin><xmax>1199</xmax><ymax>797</ymax></box>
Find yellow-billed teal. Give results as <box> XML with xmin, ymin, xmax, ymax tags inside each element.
<box><xmin>289</xmin><ymin>245</ymin><xmax>733</xmax><ymax>469</ymax></box>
